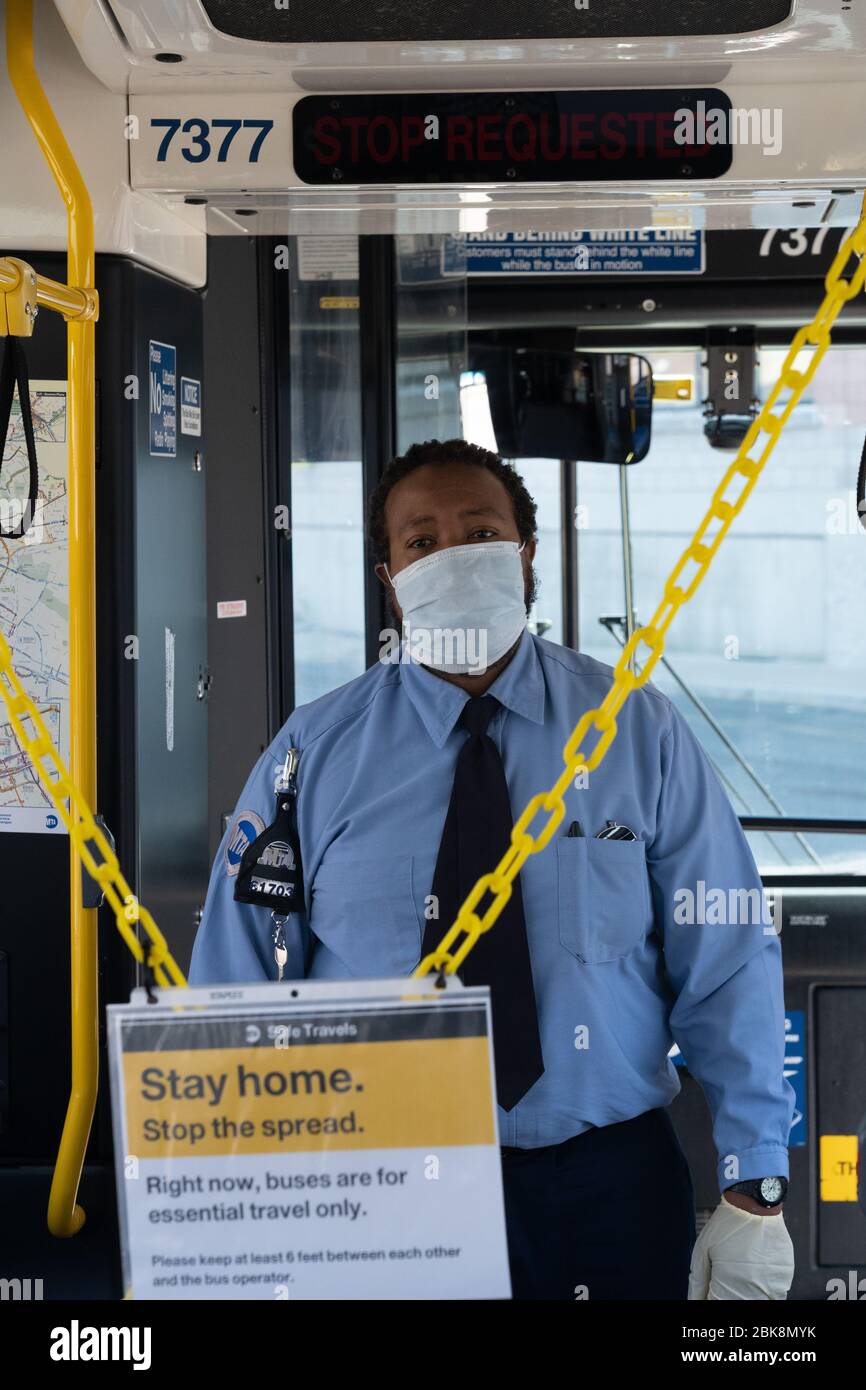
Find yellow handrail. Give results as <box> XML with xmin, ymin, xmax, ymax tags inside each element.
<box><xmin>0</xmin><ymin>254</ymin><xmax>98</xmax><ymax>321</ymax></box>
<box><xmin>6</xmin><ymin>0</ymin><xmax>97</xmax><ymax>1238</ymax></box>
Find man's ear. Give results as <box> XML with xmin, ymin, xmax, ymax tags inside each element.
<box><xmin>375</xmin><ymin>562</ymin><xmax>402</xmax><ymax>624</ymax></box>
<box><xmin>522</xmin><ymin>538</ymin><xmax>538</xmax><ymax>613</ymax></box>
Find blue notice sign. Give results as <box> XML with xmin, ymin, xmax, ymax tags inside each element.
<box><xmin>455</xmin><ymin>230</ymin><xmax>705</xmax><ymax>276</ymax></box>
<box><xmin>180</xmin><ymin>376</ymin><xmax>202</xmax><ymax>437</ymax></box>
<box><xmin>149</xmin><ymin>340</ymin><xmax>177</xmax><ymax>457</ymax></box>
<box><xmin>785</xmin><ymin>1010</ymin><xmax>807</xmax><ymax>1148</ymax></box>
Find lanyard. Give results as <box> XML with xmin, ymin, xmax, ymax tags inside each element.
<box><xmin>233</xmin><ymin>749</ymin><xmax>304</xmax><ymax>979</ymax></box>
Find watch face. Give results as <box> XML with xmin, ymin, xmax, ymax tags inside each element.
<box><xmin>760</xmin><ymin>1177</ymin><xmax>785</xmax><ymax>1204</ymax></box>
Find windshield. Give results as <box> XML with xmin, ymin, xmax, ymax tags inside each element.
<box><xmin>574</xmin><ymin>345</ymin><xmax>866</xmax><ymax>872</ymax></box>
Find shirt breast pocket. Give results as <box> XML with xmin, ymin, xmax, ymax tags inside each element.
<box><xmin>557</xmin><ymin>836</ymin><xmax>650</xmax><ymax>964</ymax></box>
<box><xmin>310</xmin><ymin>854</ymin><xmax>423</xmax><ymax>978</ymax></box>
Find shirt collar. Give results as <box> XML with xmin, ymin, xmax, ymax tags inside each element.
<box><xmin>399</xmin><ymin>629</ymin><xmax>545</xmax><ymax>748</ymax></box>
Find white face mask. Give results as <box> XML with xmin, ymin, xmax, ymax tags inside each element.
<box><xmin>385</xmin><ymin>541</ymin><xmax>528</xmax><ymax>674</ymax></box>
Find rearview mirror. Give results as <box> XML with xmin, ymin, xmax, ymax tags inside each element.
<box><xmin>468</xmin><ymin>346</ymin><xmax>653</xmax><ymax>464</ymax></box>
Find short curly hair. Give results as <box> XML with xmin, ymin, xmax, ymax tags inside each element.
<box><xmin>367</xmin><ymin>438</ymin><xmax>538</xmax><ymax>565</ymax></box>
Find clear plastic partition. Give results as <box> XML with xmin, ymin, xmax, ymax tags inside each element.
<box><xmin>288</xmin><ymin>236</ymin><xmax>367</xmax><ymax>704</ymax></box>
<box><xmin>395</xmin><ymin>234</ymin><xmax>467</xmax><ymax>452</ymax></box>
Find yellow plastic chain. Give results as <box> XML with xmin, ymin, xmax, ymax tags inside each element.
<box><xmin>0</xmin><ymin>629</ymin><xmax>185</xmax><ymax>986</ymax></box>
<box><xmin>416</xmin><ymin>198</ymin><xmax>866</xmax><ymax>978</ymax></box>
<box><xmin>1</xmin><ymin>205</ymin><xmax>863</xmax><ymax>991</ymax></box>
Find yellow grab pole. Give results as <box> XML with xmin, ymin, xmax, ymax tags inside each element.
<box><xmin>6</xmin><ymin>0</ymin><xmax>98</xmax><ymax>1237</ymax></box>
<box><xmin>0</xmin><ymin>255</ymin><xmax>97</xmax><ymax>320</ymax></box>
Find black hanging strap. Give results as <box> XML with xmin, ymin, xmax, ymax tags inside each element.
<box><xmin>233</xmin><ymin>787</ymin><xmax>304</xmax><ymax>912</ymax></box>
<box><xmin>0</xmin><ymin>335</ymin><xmax>39</xmax><ymax>539</ymax></box>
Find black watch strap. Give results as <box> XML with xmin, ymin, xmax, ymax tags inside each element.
<box><xmin>726</xmin><ymin>1176</ymin><xmax>788</xmax><ymax>1208</ymax></box>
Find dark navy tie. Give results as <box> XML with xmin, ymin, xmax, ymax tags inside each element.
<box><xmin>425</xmin><ymin>695</ymin><xmax>545</xmax><ymax>1111</ymax></box>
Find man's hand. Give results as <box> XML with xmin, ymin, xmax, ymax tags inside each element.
<box><xmin>722</xmin><ymin>1188</ymin><xmax>784</xmax><ymax>1217</ymax></box>
<box><xmin>688</xmin><ymin>1194</ymin><xmax>795</xmax><ymax>1300</ymax></box>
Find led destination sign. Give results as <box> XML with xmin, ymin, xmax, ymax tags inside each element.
<box><xmin>293</xmin><ymin>89</ymin><xmax>734</xmax><ymax>185</ymax></box>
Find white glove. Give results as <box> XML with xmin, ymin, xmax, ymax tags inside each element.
<box><xmin>688</xmin><ymin>1195</ymin><xmax>794</xmax><ymax>1300</ymax></box>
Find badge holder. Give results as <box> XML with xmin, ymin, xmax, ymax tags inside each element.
<box><xmin>232</xmin><ymin>748</ymin><xmax>303</xmax><ymax>979</ymax></box>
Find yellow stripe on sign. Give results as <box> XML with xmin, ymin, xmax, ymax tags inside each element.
<box><xmin>319</xmin><ymin>296</ymin><xmax>360</xmax><ymax>310</ymax></box>
<box><xmin>122</xmin><ymin>1038</ymin><xmax>495</xmax><ymax>1158</ymax></box>
<box><xmin>820</xmin><ymin>1135</ymin><xmax>859</xmax><ymax>1201</ymax></box>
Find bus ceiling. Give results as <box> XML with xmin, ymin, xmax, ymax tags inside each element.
<box><xmin>0</xmin><ymin>2</ymin><xmax>854</xmax><ymax>260</ymax></box>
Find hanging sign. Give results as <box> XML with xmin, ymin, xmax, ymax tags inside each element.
<box><xmin>108</xmin><ymin>979</ymin><xmax>511</xmax><ymax>1300</ymax></box>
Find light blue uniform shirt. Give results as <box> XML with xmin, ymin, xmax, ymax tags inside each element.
<box><xmin>190</xmin><ymin>632</ymin><xmax>794</xmax><ymax>1186</ymax></box>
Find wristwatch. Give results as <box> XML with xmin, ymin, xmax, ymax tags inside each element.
<box><xmin>726</xmin><ymin>1176</ymin><xmax>788</xmax><ymax>1208</ymax></box>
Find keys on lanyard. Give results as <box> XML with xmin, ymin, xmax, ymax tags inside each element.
<box><xmin>273</xmin><ymin>916</ymin><xmax>289</xmax><ymax>982</ymax></box>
